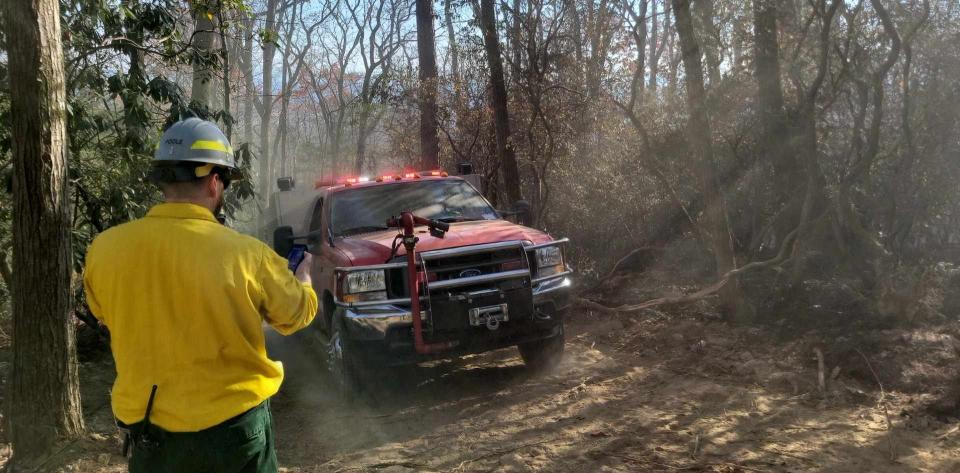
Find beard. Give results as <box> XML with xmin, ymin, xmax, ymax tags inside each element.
<box><xmin>214</xmin><ymin>188</ymin><xmax>227</xmax><ymax>224</ymax></box>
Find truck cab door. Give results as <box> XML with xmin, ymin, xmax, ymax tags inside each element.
<box><xmin>307</xmin><ymin>197</ymin><xmax>335</xmax><ymax>333</ymax></box>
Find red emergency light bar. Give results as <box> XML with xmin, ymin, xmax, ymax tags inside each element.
<box><xmin>313</xmin><ymin>170</ymin><xmax>449</xmax><ymax>188</ymax></box>
<box><xmin>375</xmin><ymin>174</ymin><xmax>404</xmax><ymax>182</ymax></box>
<box><xmin>341</xmin><ymin>176</ymin><xmax>371</xmax><ymax>187</ymax></box>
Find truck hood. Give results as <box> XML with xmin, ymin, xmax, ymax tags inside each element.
<box><xmin>335</xmin><ymin>219</ymin><xmax>554</xmax><ymax>266</ymax></box>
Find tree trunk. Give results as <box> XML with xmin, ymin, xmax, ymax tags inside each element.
<box><xmin>753</xmin><ymin>0</ymin><xmax>798</xmax><ymax>209</ymax></box>
<box><xmin>651</xmin><ymin>0</ymin><xmax>673</xmax><ymax>90</ymax></box>
<box><xmin>648</xmin><ymin>0</ymin><xmax>659</xmax><ymax>92</ymax></box>
<box><xmin>191</xmin><ymin>5</ymin><xmax>219</xmax><ymax>109</ymax></box>
<box><xmin>216</xmin><ymin>0</ymin><xmax>232</xmax><ymax>139</ymax></box>
<box><xmin>888</xmin><ymin>0</ymin><xmax>930</xmax><ymax>254</ymax></box>
<box><xmin>672</xmin><ymin>0</ymin><xmax>739</xmax><ymax>318</ymax></box>
<box><xmin>584</xmin><ymin>0</ymin><xmax>612</xmax><ymax>101</ymax></box>
<box><xmin>629</xmin><ymin>1</ymin><xmax>648</xmax><ymax>97</ymax></box>
<box><xmin>242</xmin><ymin>17</ymin><xmax>254</xmax><ymax>144</ymax></box>
<box><xmin>665</xmin><ymin>0</ymin><xmax>678</xmax><ymax>95</ymax></box>
<box><xmin>692</xmin><ymin>0</ymin><xmax>721</xmax><ymax>86</ymax></box>
<box><xmin>258</xmin><ymin>0</ymin><xmax>279</xmax><ymax>234</ymax></box>
<box><xmin>479</xmin><ymin>0</ymin><xmax>523</xmax><ymax>204</ymax></box>
<box><xmin>278</xmin><ymin>9</ymin><xmax>292</xmax><ymax>178</ymax></box>
<box><xmin>2</xmin><ymin>0</ymin><xmax>85</xmax><ymax>461</ymax></box>
<box><xmin>355</xmin><ymin>107</ymin><xmax>371</xmax><ymax>175</ymax></box>
<box><xmin>416</xmin><ymin>0</ymin><xmax>441</xmax><ymax>170</ymax></box>
<box><xmin>566</xmin><ymin>0</ymin><xmax>585</xmax><ymax>87</ymax></box>
<box><xmin>510</xmin><ymin>0</ymin><xmax>522</xmax><ymax>79</ymax></box>
<box><xmin>355</xmin><ymin>64</ymin><xmax>375</xmax><ymax>175</ymax></box>
<box><xmin>443</xmin><ymin>0</ymin><xmax>462</xmax><ymax>107</ymax></box>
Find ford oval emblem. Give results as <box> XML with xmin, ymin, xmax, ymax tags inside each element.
<box><xmin>459</xmin><ymin>269</ymin><xmax>482</xmax><ymax>278</ymax></box>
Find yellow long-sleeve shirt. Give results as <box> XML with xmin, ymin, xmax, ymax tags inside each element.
<box><xmin>83</xmin><ymin>202</ymin><xmax>318</xmax><ymax>432</ymax></box>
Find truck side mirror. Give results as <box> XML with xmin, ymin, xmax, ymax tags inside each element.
<box><xmin>514</xmin><ymin>200</ymin><xmax>532</xmax><ymax>226</ymax></box>
<box><xmin>273</xmin><ymin>225</ymin><xmax>294</xmax><ymax>256</ymax></box>
<box><xmin>457</xmin><ymin>162</ymin><xmax>473</xmax><ymax>175</ymax></box>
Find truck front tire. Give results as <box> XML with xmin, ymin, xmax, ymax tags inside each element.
<box><xmin>518</xmin><ymin>325</ymin><xmax>565</xmax><ymax>371</ymax></box>
<box><xmin>328</xmin><ymin>312</ymin><xmax>365</xmax><ymax>398</ymax></box>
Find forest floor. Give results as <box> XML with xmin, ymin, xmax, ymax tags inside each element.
<box><xmin>1</xmin><ymin>273</ymin><xmax>960</xmax><ymax>472</ymax></box>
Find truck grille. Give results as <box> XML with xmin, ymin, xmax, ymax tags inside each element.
<box><xmin>427</xmin><ymin>248</ymin><xmax>524</xmax><ymax>281</ymax></box>
<box><xmin>420</xmin><ymin>241</ymin><xmax>530</xmax><ymax>291</ymax></box>
<box><xmin>383</xmin><ymin>241</ymin><xmax>532</xmax><ymax>301</ymax></box>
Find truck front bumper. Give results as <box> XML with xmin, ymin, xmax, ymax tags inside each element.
<box><xmin>336</xmin><ymin>276</ymin><xmax>571</xmax><ymax>363</ymax></box>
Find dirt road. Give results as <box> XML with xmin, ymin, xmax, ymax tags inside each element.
<box><xmin>6</xmin><ymin>310</ymin><xmax>960</xmax><ymax>472</ymax></box>
<box><xmin>264</xmin><ymin>313</ymin><xmax>960</xmax><ymax>472</ymax></box>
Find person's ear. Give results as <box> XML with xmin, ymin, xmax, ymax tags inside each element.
<box><xmin>206</xmin><ymin>174</ymin><xmax>219</xmax><ymax>197</ymax></box>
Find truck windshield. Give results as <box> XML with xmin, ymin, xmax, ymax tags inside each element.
<box><xmin>329</xmin><ymin>180</ymin><xmax>500</xmax><ymax>237</ymax></box>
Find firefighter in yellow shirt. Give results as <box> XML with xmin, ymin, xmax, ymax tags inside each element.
<box><xmin>83</xmin><ymin>118</ymin><xmax>318</xmax><ymax>472</ymax></box>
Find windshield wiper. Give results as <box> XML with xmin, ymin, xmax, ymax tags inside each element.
<box><xmin>435</xmin><ymin>216</ymin><xmax>482</xmax><ymax>223</ymax></box>
<box><xmin>338</xmin><ymin>225</ymin><xmax>390</xmax><ymax>236</ymax></box>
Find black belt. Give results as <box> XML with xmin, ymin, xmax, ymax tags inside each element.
<box><xmin>117</xmin><ymin>395</ymin><xmax>269</xmax><ymax>457</ymax></box>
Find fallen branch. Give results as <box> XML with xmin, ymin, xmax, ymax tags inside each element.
<box><xmin>814</xmin><ymin>348</ymin><xmax>826</xmax><ymax>399</ymax></box>
<box><xmin>938</xmin><ymin>424</ymin><xmax>959</xmax><ymax>440</ymax></box>
<box><xmin>576</xmin><ymin>224</ymin><xmax>801</xmax><ymax>314</ymax></box>
<box><xmin>334</xmin><ymin>461</ymin><xmax>427</xmax><ymax>472</ymax></box>
<box><xmin>451</xmin><ymin>439</ymin><xmax>569</xmax><ymax>472</ymax></box>
<box><xmin>856</xmin><ymin>349</ymin><xmax>898</xmax><ymax>461</ymax></box>
<box><xmin>578</xmin><ymin>246</ymin><xmax>665</xmax><ymax>295</ymax></box>
<box><xmin>759</xmin><ymin>446</ymin><xmax>818</xmax><ymax>465</ymax></box>
<box><xmin>611</xmin><ymin>453</ymin><xmax>771</xmax><ymax>472</ymax></box>
<box><xmin>577</xmin><ymin>277</ymin><xmax>729</xmax><ymax>314</ymax></box>
<box><xmin>573</xmin><ymin>297</ymin><xmax>621</xmax><ymax>314</ymax></box>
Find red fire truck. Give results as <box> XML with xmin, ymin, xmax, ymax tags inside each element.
<box><xmin>269</xmin><ymin>168</ymin><xmax>571</xmax><ymax>393</ymax></box>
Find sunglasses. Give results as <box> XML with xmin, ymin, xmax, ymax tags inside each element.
<box><xmin>212</xmin><ymin>169</ymin><xmax>232</xmax><ymax>190</ymax></box>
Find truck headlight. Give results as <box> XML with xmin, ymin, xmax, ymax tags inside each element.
<box><xmin>536</xmin><ymin>246</ymin><xmax>563</xmax><ymax>267</ymax></box>
<box><xmin>345</xmin><ymin>270</ymin><xmax>386</xmax><ymax>293</ymax></box>
<box><xmin>340</xmin><ymin>270</ymin><xmax>387</xmax><ymax>303</ymax></box>
<box><xmin>535</xmin><ymin>245</ymin><xmax>564</xmax><ymax>278</ymax></box>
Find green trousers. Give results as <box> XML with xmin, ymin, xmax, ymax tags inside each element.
<box><xmin>128</xmin><ymin>400</ymin><xmax>277</xmax><ymax>473</ymax></box>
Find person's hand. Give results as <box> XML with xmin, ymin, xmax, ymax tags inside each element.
<box><xmin>295</xmin><ymin>251</ymin><xmax>313</xmax><ymax>285</ymax></box>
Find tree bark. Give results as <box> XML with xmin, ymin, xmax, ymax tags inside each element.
<box><xmin>216</xmin><ymin>0</ymin><xmax>232</xmax><ymax>139</ymax></box>
<box><xmin>443</xmin><ymin>0</ymin><xmax>462</xmax><ymax>107</ymax></box>
<box><xmin>278</xmin><ymin>4</ymin><xmax>293</xmax><ymax>177</ymax></box>
<box><xmin>416</xmin><ymin>0</ymin><xmax>441</xmax><ymax>170</ymax></box>
<box><xmin>511</xmin><ymin>0</ymin><xmax>523</xmax><ymax>80</ymax></box>
<box><xmin>241</xmin><ymin>16</ymin><xmax>255</xmax><ymax>144</ymax></box>
<box><xmin>665</xmin><ymin>0</ymin><xmax>677</xmax><ymax>94</ymax></box>
<box><xmin>191</xmin><ymin>3</ymin><xmax>219</xmax><ymax>109</ymax></box>
<box><xmin>257</xmin><ymin>0</ymin><xmax>279</xmax><ymax>235</ymax></box>
<box><xmin>2</xmin><ymin>0</ymin><xmax>85</xmax><ymax>461</ymax></box>
<box><xmin>672</xmin><ymin>0</ymin><xmax>739</xmax><ymax>318</ymax></box>
<box><xmin>753</xmin><ymin>0</ymin><xmax>798</xmax><ymax>207</ymax></box>
<box><xmin>888</xmin><ymin>0</ymin><xmax>930</xmax><ymax>254</ymax></box>
<box><xmin>692</xmin><ymin>0</ymin><xmax>721</xmax><ymax>86</ymax></box>
<box><xmin>566</xmin><ymin>0</ymin><xmax>585</xmax><ymax>86</ymax></box>
<box><xmin>479</xmin><ymin>0</ymin><xmax>523</xmax><ymax>204</ymax></box>
<box><xmin>648</xmin><ymin>0</ymin><xmax>659</xmax><ymax>92</ymax></box>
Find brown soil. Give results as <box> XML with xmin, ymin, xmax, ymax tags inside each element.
<box><xmin>2</xmin><ymin>306</ymin><xmax>960</xmax><ymax>472</ymax></box>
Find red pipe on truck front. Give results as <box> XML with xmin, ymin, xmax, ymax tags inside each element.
<box><xmin>387</xmin><ymin>212</ymin><xmax>455</xmax><ymax>354</ymax></box>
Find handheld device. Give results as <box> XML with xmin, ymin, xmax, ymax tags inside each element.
<box><xmin>287</xmin><ymin>244</ymin><xmax>308</xmax><ymax>273</ymax></box>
